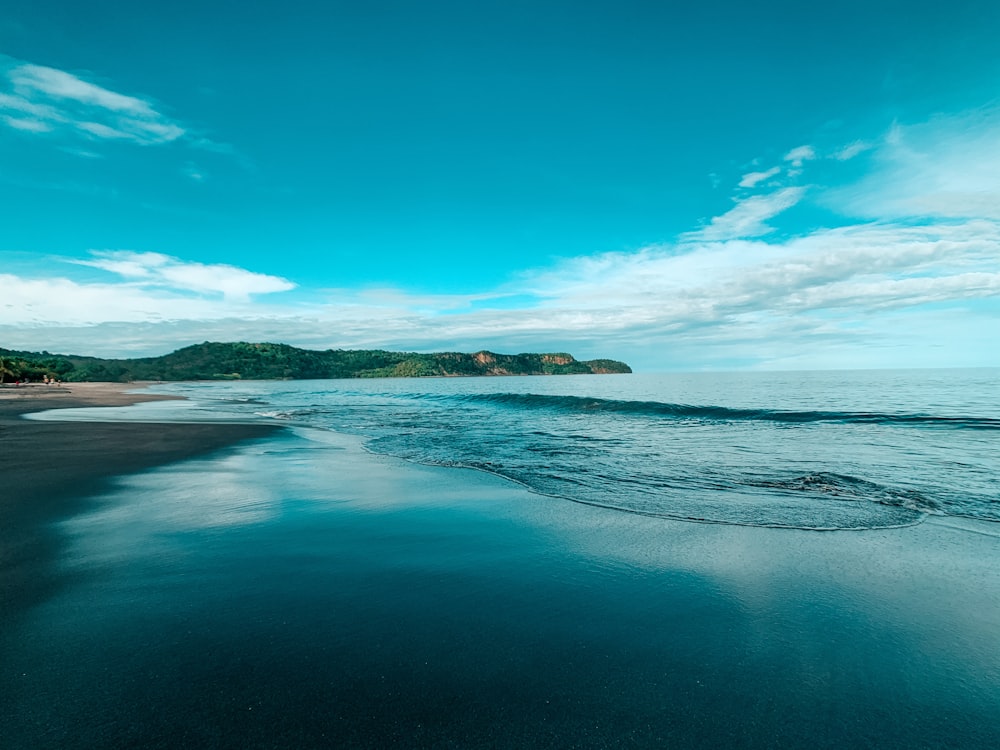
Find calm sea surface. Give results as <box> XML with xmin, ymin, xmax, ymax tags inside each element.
<box><xmin>155</xmin><ymin>368</ymin><xmax>1000</xmax><ymax>530</ymax></box>
<box><xmin>5</xmin><ymin>369</ymin><xmax>999</xmax><ymax>748</ymax></box>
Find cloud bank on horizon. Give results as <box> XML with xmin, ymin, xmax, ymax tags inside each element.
<box><xmin>2</xmin><ymin>3</ymin><xmax>999</xmax><ymax>371</ymax></box>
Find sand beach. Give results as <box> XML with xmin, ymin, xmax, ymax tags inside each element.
<box><xmin>0</xmin><ymin>384</ymin><xmax>278</xmax><ymax>630</ymax></box>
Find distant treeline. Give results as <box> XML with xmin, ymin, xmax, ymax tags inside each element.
<box><xmin>0</xmin><ymin>342</ymin><xmax>631</xmax><ymax>383</ymax></box>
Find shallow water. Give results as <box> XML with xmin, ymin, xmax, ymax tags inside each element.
<box><xmin>111</xmin><ymin>368</ymin><xmax>1000</xmax><ymax>530</ymax></box>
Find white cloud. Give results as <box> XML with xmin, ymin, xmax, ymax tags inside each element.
<box><xmin>11</xmin><ymin>64</ymin><xmax>155</xmax><ymax>114</ymax></box>
<box><xmin>76</xmin><ymin>121</ymin><xmax>131</xmax><ymax>139</ymax></box>
<box><xmin>832</xmin><ymin>108</ymin><xmax>1000</xmax><ymax>221</ymax></box>
<box><xmin>2</xmin><ymin>114</ymin><xmax>52</xmax><ymax>132</ymax></box>
<box><xmin>0</xmin><ymin>56</ymin><xmax>185</xmax><ymax>145</ymax></box>
<box><xmin>156</xmin><ymin>262</ymin><xmax>294</xmax><ymax>300</ymax></box>
<box><xmin>738</xmin><ymin>166</ymin><xmax>781</xmax><ymax>188</ymax></box>
<box><xmin>687</xmin><ymin>187</ymin><xmax>805</xmax><ymax>241</ymax></box>
<box><xmin>0</xmin><ymin>273</ymin><xmax>227</xmax><ymax>326</ymax></box>
<box><xmin>832</xmin><ymin>140</ymin><xmax>871</xmax><ymax>161</ymax></box>
<box><xmin>525</xmin><ymin>220</ymin><xmax>1000</xmax><ymax>314</ymax></box>
<box><xmin>784</xmin><ymin>144</ymin><xmax>816</xmax><ymax>167</ymax></box>
<box><xmin>182</xmin><ymin>162</ymin><xmax>206</xmax><ymax>181</ymax></box>
<box><xmin>73</xmin><ymin>250</ymin><xmax>295</xmax><ymax>302</ymax></box>
<box><xmin>0</xmin><ymin>90</ymin><xmax>60</xmax><ymax>119</ymax></box>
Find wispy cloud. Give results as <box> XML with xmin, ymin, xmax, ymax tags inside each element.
<box><xmin>783</xmin><ymin>145</ymin><xmax>816</xmax><ymax>167</ymax></box>
<box><xmin>686</xmin><ymin>187</ymin><xmax>805</xmax><ymax>241</ymax></box>
<box><xmin>0</xmin><ymin>56</ymin><xmax>184</xmax><ymax>146</ymax></box>
<box><xmin>2</xmin><ymin>113</ymin><xmax>52</xmax><ymax>132</ymax></box>
<box><xmin>738</xmin><ymin>166</ymin><xmax>781</xmax><ymax>188</ymax></box>
<box><xmin>182</xmin><ymin>162</ymin><xmax>207</xmax><ymax>182</ymax></box>
<box><xmin>72</xmin><ymin>250</ymin><xmax>295</xmax><ymax>302</ymax></box>
<box><xmin>73</xmin><ymin>250</ymin><xmax>295</xmax><ymax>301</ymax></box>
<box><xmin>831</xmin><ymin>108</ymin><xmax>1000</xmax><ymax>221</ymax></box>
<box><xmin>832</xmin><ymin>140</ymin><xmax>871</xmax><ymax>161</ymax></box>
<box><xmin>524</xmin><ymin>220</ymin><xmax>1000</xmax><ymax>315</ymax></box>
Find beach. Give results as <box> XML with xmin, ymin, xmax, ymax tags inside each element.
<box><xmin>0</xmin><ymin>384</ymin><xmax>278</xmax><ymax>632</ymax></box>
<box><xmin>2</xmin><ymin>382</ymin><xmax>999</xmax><ymax>749</ymax></box>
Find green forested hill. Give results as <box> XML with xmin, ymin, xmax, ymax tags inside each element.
<box><xmin>0</xmin><ymin>342</ymin><xmax>631</xmax><ymax>382</ymax></box>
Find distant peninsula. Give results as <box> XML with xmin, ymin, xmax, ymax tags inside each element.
<box><xmin>0</xmin><ymin>342</ymin><xmax>632</xmax><ymax>383</ymax></box>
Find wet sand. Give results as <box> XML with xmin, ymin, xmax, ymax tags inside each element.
<box><xmin>0</xmin><ymin>383</ymin><xmax>279</xmax><ymax>621</ymax></box>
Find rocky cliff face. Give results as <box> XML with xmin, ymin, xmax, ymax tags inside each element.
<box><xmin>541</xmin><ymin>354</ymin><xmax>573</xmax><ymax>366</ymax></box>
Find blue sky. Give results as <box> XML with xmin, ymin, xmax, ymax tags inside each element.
<box><xmin>2</xmin><ymin>0</ymin><xmax>999</xmax><ymax>370</ymax></box>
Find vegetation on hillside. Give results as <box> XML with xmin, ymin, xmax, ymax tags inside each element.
<box><xmin>0</xmin><ymin>342</ymin><xmax>631</xmax><ymax>383</ymax></box>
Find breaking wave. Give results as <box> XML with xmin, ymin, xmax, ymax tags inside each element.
<box><xmin>445</xmin><ymin>393</ymin><xmax>1000</xmax><ymax>430</ymax></box>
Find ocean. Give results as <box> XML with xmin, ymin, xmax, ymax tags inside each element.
<box><xmin>153</xmin><ymin>368</ymin><xmax>999</xmax><ymax>530</ymax></box>
<box><xmin>5</xmin><ymin>369</ymin><xmax>1000</xmax><ymax>748</ymax></box>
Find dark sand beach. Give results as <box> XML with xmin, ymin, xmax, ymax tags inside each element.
<box><xmin>2</xmin><ymin>384</ymin><xmax>999</xmax><ymax>748</ymax></box>
<box><xmin>0</xmin><ymin>384</ymin><xmax>278</xmax><ymax>627</ymax></box>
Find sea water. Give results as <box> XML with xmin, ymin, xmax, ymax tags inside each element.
<box><xmin>150</xmin><ymin>368</ymin><xmax>1000</xmax><ymax>531</ymax></box>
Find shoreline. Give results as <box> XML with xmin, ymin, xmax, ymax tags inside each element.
<box><xmin>0</xmin><ymin>382</ymin><xmax>280</xmax><ymax>625</ymax></box>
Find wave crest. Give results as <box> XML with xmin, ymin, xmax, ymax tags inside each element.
<box><xmin>453</xmin><ymin>393</ymin><xmax>1000</xmax><ymax>430</ymax></box>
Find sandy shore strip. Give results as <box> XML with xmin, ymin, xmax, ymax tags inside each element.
<box><xmin>0</xmin><ymin>382</ymin><xmax>280</xmax><ymax>621</ymax></box>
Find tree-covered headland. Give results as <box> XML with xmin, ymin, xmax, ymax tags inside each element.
<box><xmin>0</xmin><ymin>342</ymin><xmax>631</xmax><ymax>383</ymax></box>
